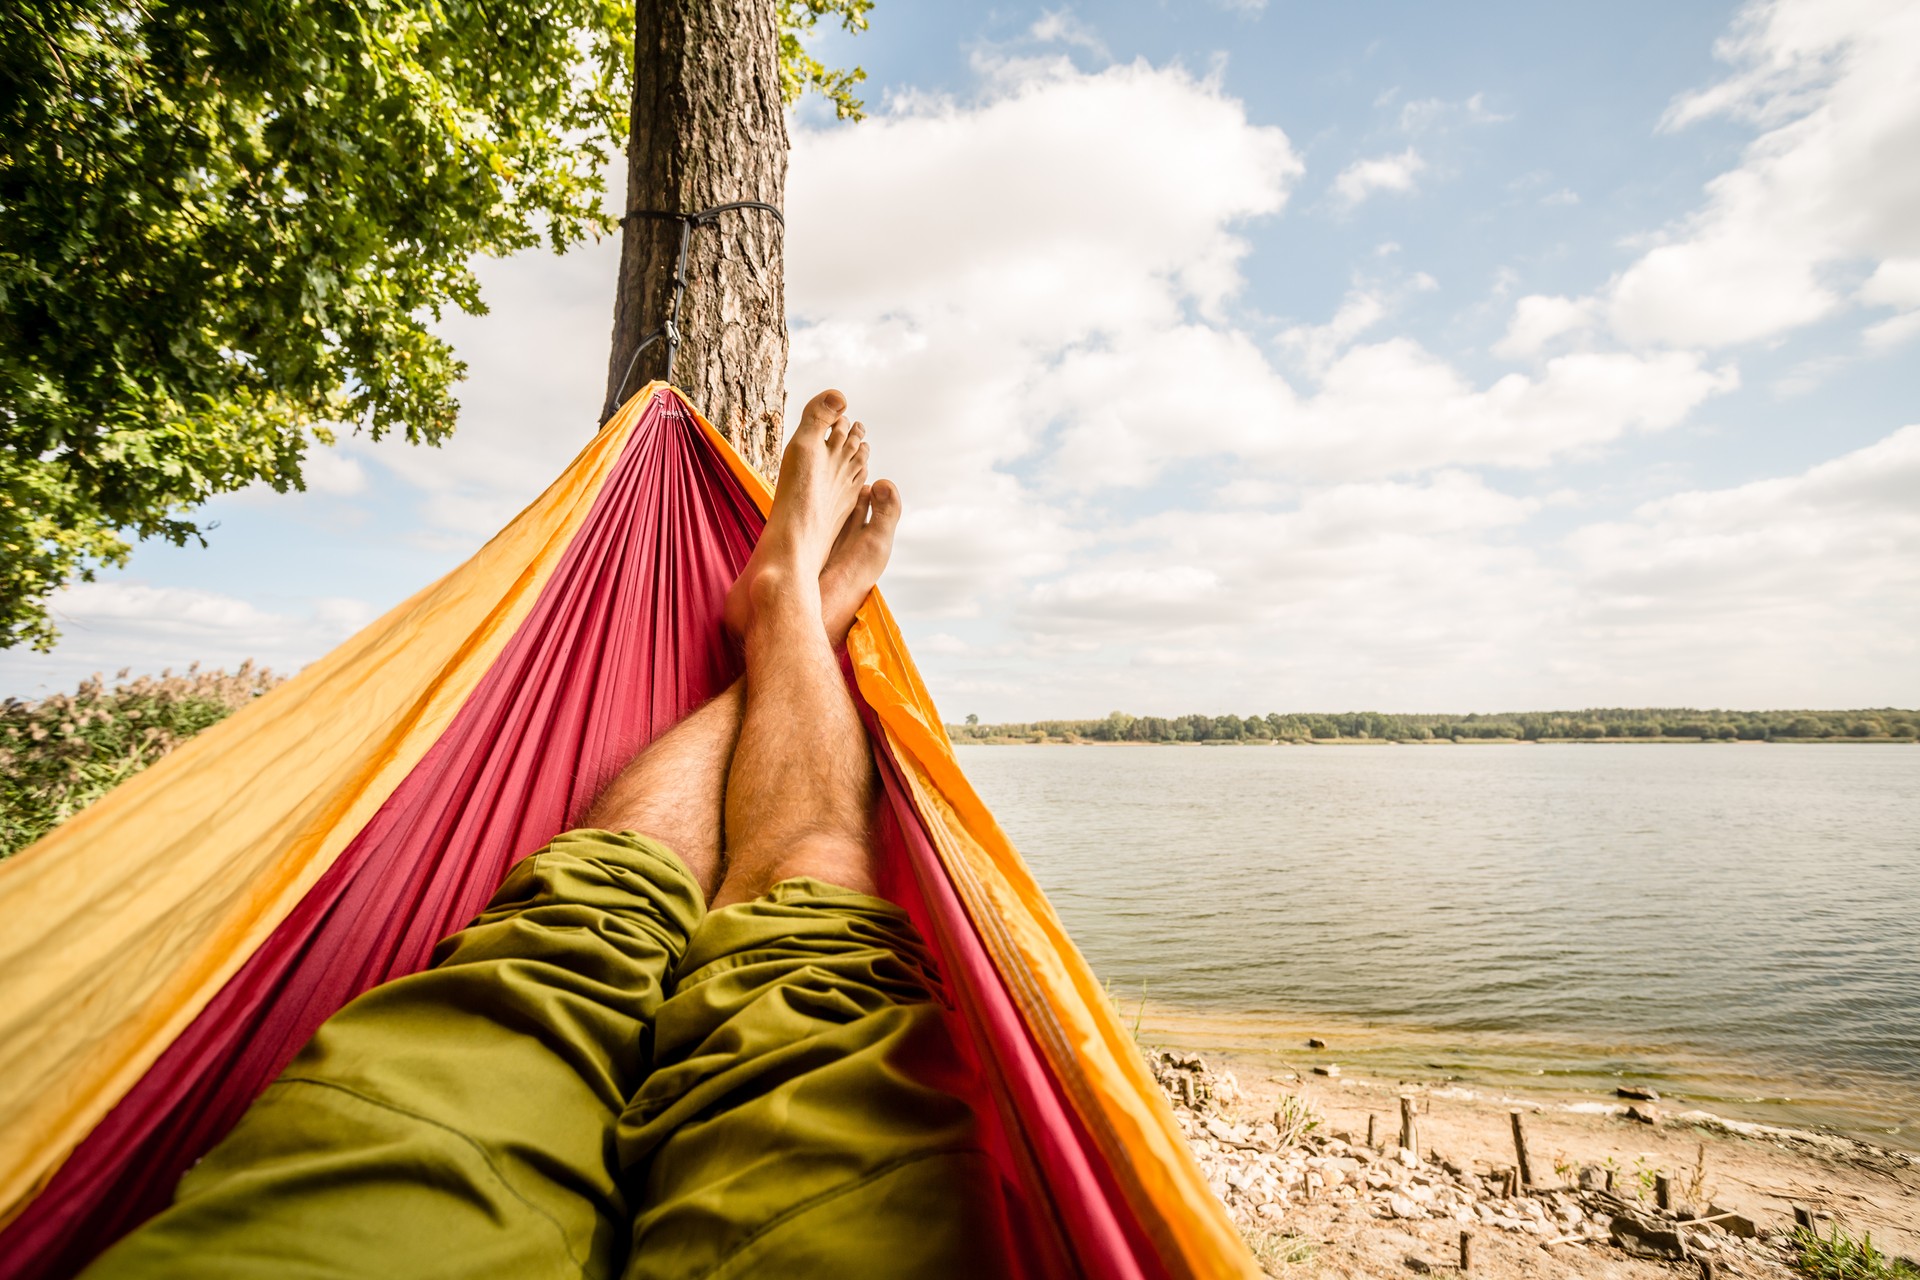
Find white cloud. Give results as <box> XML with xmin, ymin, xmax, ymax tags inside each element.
<box><xmin>1000</xmin><ymin>472</ymin><xmax>1562</xmax><ymax>711</ymax></box>
<box><xmin>786</xmin><ymin>58</ymin><xmax>1302</xmax><ymax>610</ymax></box>
<box><xmin>1331</xmin><ymin>148</ymin><xmax>1426</xmax><ymax>206</ymax></box>
<box><xmin>1279</xmin><ymin>289</ymin><xmax>1389</xmax><ymax>372</ymax></box>
<box><xmin>989</xmin><ymin>428</ymin><xmax>1920</xmax><ymax>715</ymax></box>
<box><xmin>1493</xmin><ymin>294</ymin><xmax>1598</xmax><ymax>360</ymax></box>
<box><xmin>1859</xmin><ymin>257</ymin><xmax>1920</xmax><ymax>347</ymax></box>
<box><xmin>1040</xmin><ymin>327</ymin><xmax>1736</xmax><ymax>485</ymax></box>
<box><xmin>1605</xmin><ymin>0</ymin><xmax>1920</xmax><ymax>348</ymax></box>
<box><xmin>1028</xmin><ymin>10</ymin><xmax>1107</xmax><ymax>57</ymax></box>
<box><xmin>1863</xmin><ymin>310</ymin><xmax>1920</xmax><ymax>350</ymax></box>
<box><xmin>1561</xmin><ymin>425</ymin><xmax>1920</xmax><ymax>701</ymax></box>
<box><xmin>299</xmin><ymin>446</ymin><xmax>369</xmax><ymax>497</ymax></box>
<box><xmin>1</xmin><ymin>583</ymin><xmax>375</xmax><ymax>695</ymax></box>
<box><xmin>1859</xmin><ymin>258</ymin><xmax>1920</xmax><ymax>309</ymax></box>
<box><xmin>1398</xmin><ymin>92</ymin><xmax>1511</xmax><ymax>134</ymax></box>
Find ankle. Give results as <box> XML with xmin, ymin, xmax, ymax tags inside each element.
<box><xmin>746</xmin><ymin>563</ymin><xmax>819</xmax><ymax>623</ymax></box>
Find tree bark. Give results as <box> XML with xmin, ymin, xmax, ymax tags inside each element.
<box><xmin>603</xmin><ymin>0</ymin><xmax>788</xmax><ymax>479</ymax></box>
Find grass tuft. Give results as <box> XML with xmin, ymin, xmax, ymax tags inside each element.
<box><xmin>1793</xmin><ymin>1224</ymin><xmax>1920</xmax><ymax>1280</ymax></box>
<box><xmin>1243</xmin><ymin>1228</ymin><xmax>1315</xmax><ymax>1271</ymax></box>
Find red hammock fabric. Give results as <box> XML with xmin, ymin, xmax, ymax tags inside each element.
<box><xmin>0</xmin><ymin>393</ymin><xmax>1162</xmax><ymax>1279</ymax></box>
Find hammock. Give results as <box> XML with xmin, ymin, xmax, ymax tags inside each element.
<box><xmin>0</xmin><ymin>385</ymin><xmax>1252</xmax><ymax>1279</ymax></box>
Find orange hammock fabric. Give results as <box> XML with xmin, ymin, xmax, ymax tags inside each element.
<box><xmin>0</xmin><ymin>385</ymin><xmax>1252</xmax><ymax>1278</ymax></box>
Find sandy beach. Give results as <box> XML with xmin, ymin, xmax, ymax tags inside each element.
<box><xmin>1153</xmin><ymin>1044</ymin><xmax>1920</xmax><ymax>1277</ymax></box>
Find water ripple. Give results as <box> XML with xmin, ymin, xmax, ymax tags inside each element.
<box><xmin>961</xmin><ymin>742</ymin><xmax>1920</xmax><ymax>1143</ymax></box>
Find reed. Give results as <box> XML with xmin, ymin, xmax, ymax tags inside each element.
<box><xmin>0</xmin><ymin>663</ymin><xmax>282</xmax><ymax>857</ymax></box>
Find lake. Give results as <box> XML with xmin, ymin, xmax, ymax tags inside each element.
<box><xmin>957</xmin><ymin>742</ymin><xmax>1920</xmax><ymax>1149</ymax></box>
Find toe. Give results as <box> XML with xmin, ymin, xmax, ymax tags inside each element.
<box><xmin>800</xmin><ymin>389</ymin><xmax>846</xmax><ymax>440</ymax></box>
<box><xmin>835</xmin><ymin>487</ymin><xmax>873</xmax><ymax>548</ymax></box>
<box><xmin>868</xmin><ymin>479</ymin><xmax>902</xmax><ymax>532</ymax></box>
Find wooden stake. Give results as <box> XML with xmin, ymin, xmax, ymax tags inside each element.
<box><xmin>1508</xmin><ymin>1111</ymin><xmax>1534</xmax><ymax>1187</ymax></box>
<box><xmin>1399</xmin><ymin>1096</ymin><xmax>1420</xmax><ymax>1160</ymax></box>
<box><xmin>1794</xmin><ymin>1206</ymin><xmax>1815</xmax><ymax>1231</ymax></box>
<box><xmin>1367</xmin><ymin>1113</ymin><xmax>1377</xmax><ymax>1148</ymax></box>
<box><xmin>1656</xmin><ymin>1173</ymin><xmax>1673</xmax><ymax>1212</ymax></box>
<box><xmin>1458</xmin><ymin>1231</ymin><xmax>1473</xmax><ymax>1273</ymax></box>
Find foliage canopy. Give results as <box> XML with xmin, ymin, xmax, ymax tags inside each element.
<box><xmin>0</xmin><ymin>0</ymin><xmax>868</xmax><ymax>650</ymax></box>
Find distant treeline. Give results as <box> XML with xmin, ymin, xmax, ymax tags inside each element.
<box><xmin>947</xmin><ymin>707</ymin><xmax>1920</xmax><ymax>744</ymax></box>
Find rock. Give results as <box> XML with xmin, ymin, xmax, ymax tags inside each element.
<box><xmin>1625</xmin><ymin>1103</ymin><xmax>1663</xmax><ymax>1125</ymax></box>
<box><xmin>1393</xmin><ymin>1146</ymin><xmax>1419</xmax><ymax>1168</ymax></box>
<box><xmin>1611</xmin><ymin>1212</ymin><xmax>1690</xmax><ymax>1260</ymax></box>
<box><xmin>1307</xmin><ymin>1037</ymin><xmax>1327</xmax><ymax>1049</ymax></box>
<box><xmin>1312</xmin><ymin>1064</ymin><xmax>1340</xmax><ymax>1077</ymax></box>
<box><xmin>1616</xmin><ymin>1085</ymin><xmax>1661</xmax><ymax>1101</ymax></box>
<box><xmin>1387</xmin><ymin>1194</ymin><xmax>1424</xmax><ymax>1220</ymax></box>
<box><xmin>1707</xmin><ymin>1205</ymin><xmax>1759</xmax><ymax>1239</ymax></box>
<box><xmin>1577</xmin><ymin>1165</ymin><xmax>1609</xmax><ymax>1191</ymax></box>
<box><xmin>1404</xmin><ymin>1257</ymin><xmax>1436</xmax><ymax>1274</ymax></box>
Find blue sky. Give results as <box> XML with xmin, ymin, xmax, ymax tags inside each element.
<box><xmin>6</xmin><ymin>0</ymin><xmax>1917</xmax><ymax>719</ymax></box>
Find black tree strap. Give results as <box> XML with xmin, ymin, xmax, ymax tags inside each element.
<box><xmin>612</xmin><ymin>201</ymin><xmax>786</xmax><ymax>405</ymax></box>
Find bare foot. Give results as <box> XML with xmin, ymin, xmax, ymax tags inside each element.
<box><xmin>725</xmin><ymin>388</ymin><xmax>867</xmax><ymax>624</ymax></box>
<box><xmin>819</xmin><ymin>479</ymin><xmax>902</xmax><ymax>640</ymax></box>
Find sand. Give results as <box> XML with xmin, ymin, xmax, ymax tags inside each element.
<box><xmin>1160</xmin><ymin>1046</ymin><xmax>1920</xmax><ymax>1278</ymax></box>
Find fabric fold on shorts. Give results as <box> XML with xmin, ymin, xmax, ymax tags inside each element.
<box><xmin>80</xmin><ymin>830</ymin><xmax>705</xmax><ymax>1280</ymax></box>
<box><xmin>618</xmin><ymin>878</ymin><xmax>1010</xmax><ymax>1280</ymax></box>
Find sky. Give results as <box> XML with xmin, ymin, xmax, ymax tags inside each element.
<box><xmin>6</xmin><ymin>0</ymin><xmax>1918</xmax><ymax>719</ymax></box>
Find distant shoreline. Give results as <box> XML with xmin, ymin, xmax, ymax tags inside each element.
<box><xmin>952</xmin><ymin>735</ymin><xmax>1919</xmax><ymax>746</ymax></box>
<box><xmin>946</xmin><ymin>707</ymin><xmax>1919</xmax><ymax>747</ymax></box>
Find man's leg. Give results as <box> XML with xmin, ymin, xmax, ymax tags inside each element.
<box><xmin>584</xmin><ymin>682</ymin><xmax>743</xmax><ymax>902</ymax></box>
<box><xmin>619</xmin><ymin>392</ymin><xmax>1009</xmax><ymax>1279</ymax></box>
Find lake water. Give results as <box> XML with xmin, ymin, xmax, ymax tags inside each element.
<box><xmin>957</xmin><ymin>743</ymin><xmax>1920</xmax><ymax>1149</ymax></box>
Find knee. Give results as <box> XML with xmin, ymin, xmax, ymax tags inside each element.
<box><xmin>716</xmin><ymin>831</ymin><xmax>878</xmax><ymax>906</ymax></box>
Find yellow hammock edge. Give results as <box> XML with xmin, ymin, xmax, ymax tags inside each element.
<box><xmin>687</xmin><ymin>389</ymin><xmax>1257</xmax><ymax>1279</ymax></box>
<box><xmin>0</xmin><ymin>390</ymin><xmax>654</xmax><ymax>1230</ymax></box>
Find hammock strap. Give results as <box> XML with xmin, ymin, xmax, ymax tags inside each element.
<box><xmin>613</xmin><ymin>202</ymin><xmax>785</xmax><ymax>400</ymax></box>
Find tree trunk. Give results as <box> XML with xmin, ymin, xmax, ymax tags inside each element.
<box><xmin>603</xmin><ymin>0</ymin><xmax>788</xmax><ymax>480</ymax></box>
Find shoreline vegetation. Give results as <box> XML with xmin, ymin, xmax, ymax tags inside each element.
<box><xmin>948</xmin><ymin>706</ymin><xmax>1920</xmax><ymax>746</ymax></box>
<box><xmin>1</xmin><ymin>665</ymin><xmax>283</xmax><ymax>858</ymax></box>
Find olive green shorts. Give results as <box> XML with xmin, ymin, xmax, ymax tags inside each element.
<box><xmin>81</xmin><ymin>831</ymin><xmax>1007</xmax><ymax>1279</ymax></box>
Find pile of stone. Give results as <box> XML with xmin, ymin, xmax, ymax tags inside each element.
<box><xmin>1149</xmin><ymin>1050</ymin><xmax>1794</xmax><ymax>1273</ymax></box>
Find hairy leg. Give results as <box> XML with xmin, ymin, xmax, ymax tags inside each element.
<box><xmin>583</xmin><ymin>684</ymin><xmax>745</xmax><ymax>902</ymax></box>
<box><xmin>585</xmin><ymin>417</ymin><xmax>900</xmax><ymax>906</ymax></box>
<box><xmin>715</xmin><ymin>390</ymin><xmax>888</xmax><ymax>908</ymax></box>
